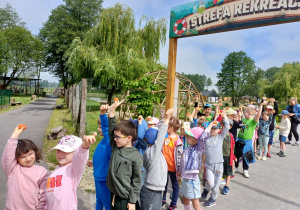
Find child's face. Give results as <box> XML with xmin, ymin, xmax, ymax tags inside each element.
<box><xmin>282</xmin><ymin>114</ymin><xmax>288</xmax><ymax>119</ymax></box>
<box><xmin>204</xmin><ymin>107</ymin><xmax>212</xmax><ymax>115</ymax></box>
<box><xmin>114</xmin><ymin>130</ymin><xmax>132</xmax><ymax>147</ymax></box>
<box><xmin>262</xmin><ymin>114</ymin><xmax>269</xmax><ymax>121</ymax></box>
<box><xmin>56</xmin><ymin>150</ymin><xmax>74</xmax><ymax>166</ymax></box>
<box><xmin>227</xmin><ymin>114</ymin><xmax>234</xmax><ymax>120</ymax></box>
<box><xmin>187</xmin><ymin>135</ymin><xmax>197</xmax><ymax>146</ymax></box>
<box><xmin>17</xmin><ymin>149</ymin><xmax>36</xmax><ymax>167</ymax></box>
<box><xmin>244</xmin><ymin>111</ymin><xmax>253</xmax><ymax>119</ymax></box>
<box><xmin>97</xmin><ymin>124</ymin><xmax>103</xmax><ymax>136</ymax></box>
<box><xmin>210</xmin><ymin>128</ymin><xmax>220</xmax><ymax>137</ymax></box>
<box><xmin>148</xmin><ymin>124</ymin><xmax>155</xmax><ymax>129</ymax></box>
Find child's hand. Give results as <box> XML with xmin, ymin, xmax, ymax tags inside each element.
<box><xmin>100</xmin><ymin>104</ymin><xmax>109</xmax><ymax>115</ymax></box>
<box><xmin>109</xmin><ymin>99</ymin><xmax>125</xmax><ymax>118</ymax></box>
<box><xmin>261</xmin><ymin>100</ymin><xmax>268</xmax><ymax>106</ymax></box>
<box><xmin>127</xmin><ymin>203</ymin><xmax>135</xmax><ymax>210</ymax></box>
<box><xmin>177</xmin><ymin>169</ymin><xmax>182</xmax><ymax>177</ymax></box>
<box><xmin>187</xmin><ymin>112</ymin><xmax>193</xmax><ymax>122</ymax></box>
<box><xmin>86</xmin><ymin>160</ymin><xmax>93</xmax><ymax>167</ymax></box>
<box><xmin>221</xmin><ymin>110</ymin><xmax>227</xmax><ymax>119</ymax></box>
<box><xmin>82</xmin><ymin>133</ymin><xmax>97</xmax><ymax>149</ymax></box>
<box><xmin>138</xmin><ymin>115</ymin><xmax>143</xmax><ymax>124</ymax></box>
<box><xmin>165</xmin><ymin>108</ymin><xmax>174</xmax><ymax>120</ymax></box>
<box><xmin>11</xmin><ymin>124</ymin><xmax>27</xmax><ymax>138</ymax></box>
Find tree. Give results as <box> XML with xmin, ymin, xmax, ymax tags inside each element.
<box><xmin>243</xmin><ymin>67</ymin><xmax>265</xmax><ymax>98</ymax></box>
<box><xmin>39</xmin><ymin>0</ymin><xmax>103</xmax><ymax>89</ymax></box>
<box><xmin>265</xmin><ymin>62</ymin><xmax>300</xmax><ymax>101</ymax></box>
<box><xmin>181</xmin><ymin>73</ymin><xmax>212</xmax><ymax>91</ymax></box>
<box><xmin>264</xmin><ymin>66</ymin><xmax>280</xmax><ymax>82</ymax></box>
<box><xmin>2</xmin><ymin>26</ymin><xmax>36</xmax><ymax>88</ymax></box>
<box><xmin>65</xmin><ymin>4</ymin><xmax>167</xmax><ymax>104</ymax></box>
<box><xmin>0</xmin><ymin>31</ymin><xmax>10</xmax><ymax>76</ymax></box>
<box><xmin>205</xmin><ymin>78</ymin><xmax>212</xmax><ymax>90</ymax></box>
<box><xmin>0</xmin><ymin>3</ymin><xmax>25</xmax><ymax>30</ymax></box>
<box><xmin>216</xmin><ymin>51</ymin><xmax>256</xmax><ymax>106</ymax></box>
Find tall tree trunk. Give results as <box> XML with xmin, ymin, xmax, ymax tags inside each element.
<box><xmin>107</xmin><ymin>92</ymin><xmax>113</xmax><ymax>106</ymax></box>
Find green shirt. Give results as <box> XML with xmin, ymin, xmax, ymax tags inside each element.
<box><xmin>222</xmin><ymin>133</ymin><xmax>231</xmax><ymax>157</ymax></box>
<box><xmin>238</xmin><ymin>118</ymin><xmax>258</xmax><ymax>140</ymax></box>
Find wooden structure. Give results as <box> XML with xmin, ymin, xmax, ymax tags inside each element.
<box><xmin>119</xmin><ymin>70</ymin><xmax>205</xmax><ymax>121</ymax></box>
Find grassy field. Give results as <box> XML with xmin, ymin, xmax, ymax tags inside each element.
<box><xmin>0</xmin><ymin>94</ymin><xmax>38</xmax><ymax>114</ymax></box>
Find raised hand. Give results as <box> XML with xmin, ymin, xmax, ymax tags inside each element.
<box><xmin>165</xmin><ymin>108</ymin><xmax>174</xmax><ymax>120</ymax></box>
<box><xmin>100</xmin><ymin>104</ymin><xmax>109</xmax><ymax>115</ymax></box>
<box><xmin>138</xmin><ymin>115</ymin><xmax>143</xmax><ymax>124</ymax></box>
<box><xmin>11</xmin><ymin>124</ymin><xmax>27</xmax><ymax>138</ymax></box>
<box><xmin>109</xmin><ymin>99</ymin><xmax>125</xmax><ymax>118</ymax></box>
<box><xmin>82</xmin><ymin>132</ymin><xmax>97</xmax><ymax>149</ymax></box>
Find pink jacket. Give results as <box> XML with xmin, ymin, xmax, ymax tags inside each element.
<box><xmin>1</xmin><ymin>137</ymin><xmax>50</xmax><ymax>210</ymax></box>
<box><xmin>44</xmin><ymin>146</ymin><xmax>89</xmax><ymax>210</ymax></box>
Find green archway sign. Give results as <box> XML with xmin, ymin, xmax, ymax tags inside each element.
<box><xmin>166</xmin><ymin>0</ymin><xmax>300</xmax><ymax>109</ymax></box>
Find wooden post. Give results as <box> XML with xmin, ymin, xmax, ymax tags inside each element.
<box><xmin>166</xmin><ymin>37</ymin><xmax>178</xmax><ymax>111</ymax></box>
<box><xmin>65</xmin><ymin>89</ymin><xmax>68</xmax><ymax>107</ymax></box>
<box><xmin>72</xmin><ymin>85</ymin><xmax>76</xmax><ymax>126</ymax></box>
<box><xmin>75</xmin><ymin>85</ymin><xmax>80</xmax><ymax>118</ymax></box>
<box><xmin>79</xmin><ymin>79</ymin><xmax>87</xmax><ymax>139</ymax></box>
<box><xmin>69</xmin><ymin>87</ymin><xmax>72</xmax><ymax>110</ymax></box>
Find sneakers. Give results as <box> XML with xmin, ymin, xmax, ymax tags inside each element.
<box><xmin>277</xmin><ymin>151</ymin><xmax>283</xmax><ymax>155</ymax></box>
<box><xmin>257</xmin><ymin>155</ymin><xmax>262</xmax><ymax>160</ymax></box>
<box><xmin>292</xmin><ymin>141</ymin><xmax>299</xmax><ymax>146</ymax></box>
<box><xmin>230</xmin><ymin>175</ymin><xmax>235</xmax><ymax>180</ymax></box>
<box><xmin>201</xmin><ymin>189</ymin><xmax>209</xmax><ymax>200</ymax></box>
<box><xmin>220</xmin><ymin>178</ymin><xmax>226</xmax><ymax>185</ymax></box>
<box><xmin>162</xmin><ymin>200</ymin><xmax>166</xmax><ymax>206</ymax></box>
<box><xmin>279</xmin><ymin>152</ymin><xmax>287</xmax><ymax>157</ymax></box>
<box><xmin>267</xmin><ymin>152</ymin><xmax>271</xmax><ymax>158</ymax></box>
<box><xmin>286</xmin><ymin>141</ymin><xmax>292</xmax><ymax>144</ymax></box>
<box><xmin>222</xmin><ymin>186</ymin><xmax>229</xmax><ymax>195</ymax></box>
<box><xmin>243</xmin><ymin>170</ymin><xmax>249</xmax><ymax>178</ymax></box>
<box><xmin>168</xmin><ymin>204</ymin><xmax>177</xmax><ymax>210</ymax></box>
<box><xmin>204</xmin><ymin>197</ymin><xmax>216</xmax><ymax>207</ymax></box>
<box><xmin>262</xmin><ymin>156</ymin><xmax>267</xmax><ymax>161</ymax></box>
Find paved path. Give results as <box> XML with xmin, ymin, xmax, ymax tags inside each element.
<box><xmin>0</xmin><ymin>98</ymin><xmax>92</xmax><ymax>209</ymax></box>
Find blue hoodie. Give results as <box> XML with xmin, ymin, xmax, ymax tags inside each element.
<box><xmin>93</xmin><ymin>114</ymin><xmax>112</xmax><ymax>181</ymax></box>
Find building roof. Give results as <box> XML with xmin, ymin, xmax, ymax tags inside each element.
<box><xmin>201</xmin><ymin>91</ymin><xmax>219</xmax><ymax>97</ymax></box>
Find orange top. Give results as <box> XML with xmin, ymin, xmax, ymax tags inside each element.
<box><xmin>163</xmin><ymin>137</ymin><xmax>177</xmax><ymax>172</ymax></box>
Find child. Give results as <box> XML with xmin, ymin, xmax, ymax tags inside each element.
<box><xmin>87</xmin><ymin>104</ymin><xmax>112</xmax><ymax>210</ymax></box>
<box><xmin>180</xmin><ymin>126</ymin><xmax>205</xmax><ymax>210</ymax></box>
<box><xmin>201</xmin><ymin>112</ymin><xmax>229</xmax><ymax>207</ymax></box>
<box><xmin>106</xmin><ymin>100</ymin><xmax>143</xmax><ymax>210</ymax></box>
<box><xmin>257</xmin><ymin>112</ymin><xmax>273</xmax><ymax>161</ymax></box>
<box><xmin>140</xmin><ymin>108</ymin><xmax>174</xmax><ymax>210</ymax></box>
<box><xmin>221</xmin><ymin>119</ymin><xmax>237</xmax><ymax>195</ymax></box>
<box><xmin>1</xmin><ymin>125</ymin><xmax>50</xmax><ymax>210</ymax></box>
<box><xmin>45</xmin><ymin>134</ymin><xmax>96</xmax><ymax>209</ymax></box>
<box><xmin>234</xmin><ymin>101</ymin><xmax>267</xmax><ymax>178</ymax></box>
<box><xmin>198</xmin><ymin>103</ymin><xmax>214</xmax><ymax>122</ymax></box>
<box><xmin>276</xmin><ymin>110</ymin><xmax>291</xmax><ymax>157</ymax></box>
<box><xmin>162</xmin><ymin>116</ymin><xmax>183</xmax><ymax>209</ymax></box>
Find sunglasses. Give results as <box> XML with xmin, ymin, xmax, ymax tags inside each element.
<box><xmin>114</xmin><ymin>135</ymin><xmax>128</xmax><ymax>140</ymax></box>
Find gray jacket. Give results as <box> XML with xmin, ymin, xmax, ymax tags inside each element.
<box><xmin>143</xmin><ymin>123</ymin><xmax>168</xmax><ymax>191</ymax></box>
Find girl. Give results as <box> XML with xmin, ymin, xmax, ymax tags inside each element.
<box><xmin>257</xmin><ymin>112</ymin><xmax>273</xmax><ymax>161</ymax></box>
<box><xmin>45</xmin><ymin>134</ymin><xmax>96</xmax><ymax>209</ymax></box>
<box><xmin>1</xmin><ymin>124</ymin><xmax>50</xmax><ymax>210</ymax></box>
<box><xmin>180</xmin><ymin>127</ymin><xmax>205</xmax><ymax>210</ymax></box>
<box><xmin>162</xmin><ymin>116</ymin><xmax>183</xmax><ymax>210</ymax></box>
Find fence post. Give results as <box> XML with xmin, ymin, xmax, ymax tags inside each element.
<box><xmin>69</xmin><ymin>87</ymin><xmax>72</xmax><ymax>110</ymax></box>
<box><xmin>75</xmin><ymin>85</ymin><xmax>80</xmax><ymax>119</ymax></box>
<box><xmin>79</xmin><ymin>79</ymin><xmax>87</xmax><ymax>139</ymax></box>
<box><xmin>65</xmin><ymin>89</ymin><xmax>68</xmax><ymax>107</ymax></box>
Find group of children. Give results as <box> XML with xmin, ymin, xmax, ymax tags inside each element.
<box><xmin>1</xmin><ymin>97</ymin><xmax>293</xmax><ymax>210</ymax></box>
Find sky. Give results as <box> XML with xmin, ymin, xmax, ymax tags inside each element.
<box><xmin>1</xmin><ymin>0</ymin><xmax>300</xmax><ymax>88</ymax></box>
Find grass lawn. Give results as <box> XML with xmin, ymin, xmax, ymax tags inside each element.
<box><xmin>0</xmin><ymin>94</ymin><xmax>38</xmax><ymax>114</ymax></box>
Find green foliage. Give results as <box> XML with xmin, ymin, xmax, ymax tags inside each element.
<box><xmin>216</xmin><ymin>51</ymin><xmax>256</xmax><ymax>106</ymax></box>
<box><xmin>39</xmin><ymin>0</ymin><xmax>103</xmax><ymax>89</ymax></box>
<box><xmin>0</xmin><ymin>31</ymin><xmax>10</xmax><ymax>76</ymax></box>
<box><xmin>124</xmin><ymin>76</ymin><xmax>161</xmax><ymax>117</ymax></box>
<box><xmin>265</xmin><ymin>62</ymin><xmax>300</xmax><ymax>101</ymax></box>
<box><xmin>0</xmin><ymin>3</ymin><xmax>25</xmax><ymax>30</ymax></box>
<box><xmin>264</xmin><ymin>66</ymin><xmax>280</xmax><ymax>82</ymax></box>
<box><xmin>181</xmin><ymin>73</ymin><xmax>212</xmax><ymax>91</ymax></box>
<box><xmin>65</xmin><ymin>4</ymin><xmax>167</xmax><ymax>104</ymax></box>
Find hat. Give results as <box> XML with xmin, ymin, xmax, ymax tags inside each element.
<box><xmin>204</xmin><ymin>103</ymin><xmax>212</xmax><ymax>108</ymax></box>
<box><xmin>266</xmin><ymin>105</ymin><xmax>273</xmax><ymax>110</ymax></box>
<box><xmin>225</xmin><ymin>108</ymin><xmax>235</xmax><ymax>116</ymax></box>
<box><xmin>182</xmin><ymin>122</ymin><xmax>190</xmax><ymax>130</ymax></box>
<box><xmin>212</xmin><ymin>121</ymin><xmax>222</xmax><ymax>129</ymax></box>
<box><xmin>202</xmin><ymin>122</ymin><xmax>210</xmax><ymax>128</ymax></box>
<box><xmin>51</xmin><ymin>135</ymin><xmax>82</xmax><ymax>153</ymax></box>
<box><xmin>185</xmin><ymin>127</ymin><xmax>204</xmax><ymax>140</ymax></box>
<box><xmin>279</xmin><ymin>110</ymin><xmax>289</xmax><ymax>115</ymax></box>
<box><xmin>144</xmin><ymin>127</ymin><xmax>159</xmax><ymax>144</ymax></box>
<box><xmin>148</xmin><ymin>117</ymin><xmax>159</xmax><ymax>125</ymax></box>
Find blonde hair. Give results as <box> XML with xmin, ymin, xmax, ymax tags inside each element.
<box><xmin>169</xmin><ymin>116</ymin><xmax>181</xmax><ymax>131</ymax></box>
<box><xmin>244</xmin><ymin>107</ymin><xmax>255</xmax><ymax>115</ymax></box>
<box><xmin>262</xmin><ymin>111</ymin><xmax>269</xmax><ymax>116</ymax></box>
<box><xmin>290</xmin><ymin>97</ymin><xmax>298</xmax><ymax>103</ymax></box>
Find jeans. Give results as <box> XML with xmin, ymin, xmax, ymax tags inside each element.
<box><xmin>163</xmin><ymin>171</ymin><xmax>179</xmax><ymax>206</ymax></box>
<box><xmin>140</xmin><ymin>186</ymin><xmax>162</xmax><ymax>210</ymax></box>
<box><xmin>258</xmin><ymin>134</ymin><xmax>269</xmax><ymax>156</ymax></box>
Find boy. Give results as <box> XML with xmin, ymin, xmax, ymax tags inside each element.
<box><xmin>201</xmin><ymin>112</ymin><xmax>229</xmax><ymax>207</ymax></box>
<box><xmin>276</xmin><ymin>110</ymin><xmax>291</xmax><ymax>157</ymax></box>
<box><xmin>140</xmin><ymin>108</ymin><xmax>174</xmax><ymax>210</ymax></box>
<box><xmin>197</xmin><ymin>103</ymin><xmax>214</xmax><ymax>122</ymax></box>
<box><xmin>87</xmin><ymin>104</ymin><xmax>111</xmax><ymax>210</ymax></box>
<box><xmin>234</xmin><ymin>101</ymin><xmax>267</xmax><ymax>178</ymax></box>
<box><xmin>106</xmin><ymin>100</ymin><xmax>143</xmax><ymax>210</ymax></box>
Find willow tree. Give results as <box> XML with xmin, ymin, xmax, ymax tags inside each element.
<box><xmin>65</xmin><ymin>3</ymin><xmax>167</xmax><ymax>104</ymax></box>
